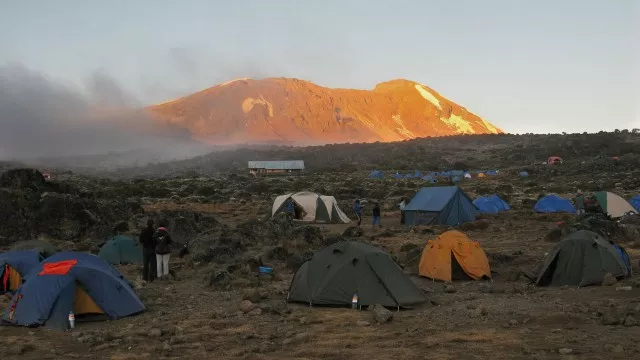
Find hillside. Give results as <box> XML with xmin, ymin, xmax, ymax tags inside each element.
<box><xmin>146</xmin><ymin>78</ymin><xmax>503</xmax><ymax>145</ymax></box>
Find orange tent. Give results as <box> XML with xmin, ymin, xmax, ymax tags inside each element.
<box><xmin>477</xmin><ymin>173</ymin><xmax>487</xmax><ymax>178</ymax></box>
<box><xmin>418</xmin><ymin>230</ymin><xmax>491</xmax><ymax>282</ymax></box>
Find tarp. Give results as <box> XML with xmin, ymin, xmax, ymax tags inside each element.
<box><xmin>535</xmin><ymin>230</ymin><xmax>629</xmax><ymax>287</ymax></box>
<box><xmin>2</xmin><ymin>252</ymin><xmax>144</xmax><ymax>330</ymax></box>
<box><xmin>534</xmin><ymin>195</ymin><xmax>576</xmax><ymax>213</ymax></box>
<box><xmin>272</xmin><ymin>192</ymin><xmax>351</xmax><ymax>223</ymax></box>
<box><xmin>369</xmin><ymin>170</ymin><xmax>384</xmax><ymax>179</ymax></box>
<box><xmin>0</xmin><ymin>251</ymin><xmax>42</xmax><ymax>294</ymax></box>
<box><xmin>631</xmin><ymin>195</ymin><xmax>640</xmax><ymax>212</ymax></box>
<box><xmin>594</xmin><ymin>191</ymin><xmax>637</xmax><ymax>218</ymax></box>
<box><xmin>473</xmin><ymin>195</ymin><xmax>511</xmax><ymax>214</ymax></box>
<box><xmin>288</xmin><ymin>241</ymin><xmax>426</xmax><ymax>307</ymax></box>
<box><xmin>404</xmin><ymin>186</ymin><xmax>477</xmax><ymax>226</ymax></box>
<box><xmin>418</xmin><ymin>230</ymin><xmax>491</xmax><ymax>282</ymax></box>
<box><xmin>98</xmin><ymin>235</ymin><xmax>143</xmax><ymax>265</ymax></box>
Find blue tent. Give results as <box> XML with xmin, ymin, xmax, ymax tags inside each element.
<box><xmin>404</xmin><ymin>186</ymin><xmax>477</xmax><ymax>226</ymax></box>
<box><xmin>369</xmin><ymin>170</ymin><xmax>384</xmax><ymax>179</ymax></box>
<box><xmin>2</xmin><ymin>252</ymin><xmax>144</xmax><ymax>330</ymax></box>
<box><xmin>0</xmin><ymin>250</ymin><xmax>43</xmax><ymax>295</ymax></box>
<box><xmin>534</xmin><ymin>195</ymin><xmax>576</xmax><ymax>213</ymax></box>
<box><xmin>519</xmin><ymin>171</ymin><xmax>529</xmax><ymax>177</ymax></box>
<box><xmin>452</xmin><ymin>176</ymin><xmax>461</xmax><ymax>183</ymax></box>
<box><xmin>393</xmin><ymin>173</ymin><xmax>403</xmax><ymax>179</ymax></box>
<box><xmin>450</xmin><ymin>170</ymin><xmax>465</xmax><ymax>176</ymax></box>
<box><xmin>404</xmin><ymin>173</ymin><xmax>414</xmax><ymax>179</ymax></box>
<box><xmin>422</xmin><ymin>175</ymin><xmax>438</xmax><ymax>183</ymax></box>
<box><xmin>631</xmin><ymin>195</ymin><xmax>640</xmax><ymax>212</ymax></box>
<box><xmin>473</xmin><ymin>195</ymin><xmax>511</xmax><ymax>214</ymax></box>
<box><xmin>486</xmin><ymin>170</ymin><xmax>499</xmax><ymax>176</ymax></box>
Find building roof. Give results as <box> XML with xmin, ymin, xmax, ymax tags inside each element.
<box><xmin>248</xmin><ymin>160</ymin><xmax>305</xmax><ymax>170</ymax></box>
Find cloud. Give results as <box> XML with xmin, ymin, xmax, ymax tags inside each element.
<box><xmin>0</xmin><ymin>64</ymin><xmax>205</xmax><ymax>164</ymax></box>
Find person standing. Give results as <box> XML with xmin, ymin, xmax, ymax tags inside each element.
<box><xmin>372</xmin><ymin>203</ymin><xmax>381</xmax><ymax>227</ymax></box>
<box><xmin>154</xmin><ymin>221</ymin><xmax>173</xmax><ymax>280</ymax></box>
<box><xmin>399</xmin><ymin>198</ymin><xmax>407</xmax><ymax>224</ymax></box>
<box><xmin>574</xmin><ymin>190</ymin><xmax>585</xmax><ymax>215</ymax></box>
<box><xmin>353</xmin><ymin>199</ymin><xmax>362</xmax><ymax>227</ymax></box>
<box><xmin>139</xmin><ymin>219</ymin><xmax>156</xmax><ymax>282</ymax></box>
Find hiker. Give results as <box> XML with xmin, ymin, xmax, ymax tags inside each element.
<box><xmin>284</xmin><ymin>198</ymin><xmax>295</xmax><ymax>218</ymax></box>
<box><xmin>353</xmin><ymin>199</ymin><xmax>362</xmax><ymax>227</ymax></box>
<box><xmin>372</xmin><ymin>202</ymin><xmax>381</xmax><ymax>227</ymax></box>
<box><xmin>574</xmin><ymin>190</ymin><xmax>585</xmax><ymax>215</ymax></box>
<box><xmin>399</xmin><ymin>198</ymin><xmax>407</xmax><ymax>224</ymax></box>
<box><xmin>139</xmin><ymin>219</ymin><xmax>157</xmax><ymax>282</ymax></box>
<box><xmin>154</xmin><ymin>221</ymin><xmax>174</xmax><ymax>280</ymax></box>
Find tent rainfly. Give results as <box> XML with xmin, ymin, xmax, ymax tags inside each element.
<box><xmin>593</xmin><ymin>191</ymin><xmax>637</xmax><ymax>218</ymax></box>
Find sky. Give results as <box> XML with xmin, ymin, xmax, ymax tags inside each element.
<box><xmin>0</xmin><ymin>0</ymin><xmax>638</xmax><ymax>137</ymax></box>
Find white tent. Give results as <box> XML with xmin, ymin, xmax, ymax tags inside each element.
<box><xmin>272</xmin><ymin>191</ymin><xmax>351</xmax><ymax>224</ymax></box>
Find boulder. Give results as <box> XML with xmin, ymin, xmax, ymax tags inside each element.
<box><xmin>370</xmin><ymin>304</ymin><xmax>393</xmax><ymax>324</ymax></box>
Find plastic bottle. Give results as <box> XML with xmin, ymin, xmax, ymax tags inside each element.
<box><xmin>351</xmin><ymin>290</ymin><xmax>359</xmax><ymax>309</ymax></box>
<box><xmin>68</xmin><ymin>311</ymin><xmax>75</xmax><ymax>329</ymax></box>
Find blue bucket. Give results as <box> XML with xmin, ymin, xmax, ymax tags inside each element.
<box><xmin>259</xmin><ymin>266</ymin><xmax>273</xmax><ymax>274</ymax></box>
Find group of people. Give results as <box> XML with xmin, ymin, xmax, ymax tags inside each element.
<box><xmin>573</xmin><ymin>190</ymin><xmax>604</xmax><ymax>216</ymax></box>
<box><xmin>139</xmin><ymin>219</ymin><xmax>174</xmax><ymax>282</ymax></box>
<box><xmin>353</xmin><ymin>197</ymin><xmax>408</xmax><ymax>228</ymax></box>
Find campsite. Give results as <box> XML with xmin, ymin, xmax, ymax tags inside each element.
<box><xmin>0</xmin><ymin>132</ymin><xmax>639</xmax><ymax>359</ymax></box>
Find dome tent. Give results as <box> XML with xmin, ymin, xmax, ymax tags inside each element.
<box><xmin>2</xmin><ymin>252</ymin><xmax>144</xmax><ymax>330</ymax></box>
<box><xmin>288</xmin><ymin>241</ymin><xmax>426</xmax><ymax>307</ymax></box>
<box><xmin>98</xmin><ymin>235</ymin><xmax>143</xmax><ymax>265</ymax></box>
<box><xmin>593</xmin><ymin>191</ymin><xmax>637</xmax><ymax>218</ymax></box>
<box><xmin>272</xmin><ymin>192</ymin><xmax>351</xmax><ymax>224</ymax></box>
<box><xmin>0</xmin><ymin>250</ymin><xmax>43</xmax><ymax>295</ymax></box>
<box><xmin>535</xmin><ymin>230</ymin><xmax>629</xmax><ymax>287</ymax></box>
<box><xmin>631</xmin><ymin>195</ymin><xmax>640</xmax><ymax>212</ymax></box>
<box><xmin>10</xmin><ymin>240</ymin><xmax>58</xmax><ymax>258</ymax></box>
<box><xmin>534</xmin><ymin>195</ymin><xmax>575</xmax><ymax>213</ymax></box>
<box><xmin>473</xmin><ymin>195</ymin><xmax>511</xmax><ymax>214</ymax></box>
<box><xmin>418</xmin><ymin>231</ymin><xmax>491</xmax><ymax>282</ymax></box>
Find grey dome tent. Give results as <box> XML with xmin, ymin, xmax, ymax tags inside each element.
<box><xmin>287</xmin><ymin>241</ymin><xmax>426</xmax><ymax>308</ymax></box>
<box><xmin>10</xmin><ymin>239</ymin><xmax>58</xmax><ymax>258</ymax></box>
<box><xmin>535</xmin><ymin>230</ymin><xmax>630</xmax><ymax>287</ymax></box>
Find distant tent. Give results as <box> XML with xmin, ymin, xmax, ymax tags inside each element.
<box><xmin>547</xmin><ymin>156</ymin><xmax>563</xmax><ymax>165</ymax></box>
<box><xmin>422</xmin><ymin>176</ymin><xmax>437</xmax><ymax>183</ymax></box>
<box><xmin>464</xmin><ymin>173</ymin><xmax>472</xmax><ymax>179</ymax></box>
<box><xmin>404</xmin><ymin>186</ymin><xmax>477</xmax><ymax>226</ymax></box>
<box><xmin>0</xmin><ymin>250</ymin><xmax>43</xmax><ymax>294</ymax></box>
<box><xmin>593</xmin><ymin>191</ymin><xmax>637</xmax><ymax>218</ymax></box>
<box><xmin>450</xmin><ymin>170</ymin><xmax>465</xmax><ymax>176</ymax></box>
<box><xmin>631</xmin><ymin>195</ymin><xmax>640</xmax><ymax>212</ymax></box>
<box><xmin>473</xmin><ymin>195</ymin><xmax>511</xmax><ymax>214</ymax></box>
<box><xmin>393</xmin><ymin>173</ymin><xmax>403</xmax><ymax>179</ymax></box>
<box><xmin>404</xmin><ymin>173</ymin><xmax>414</xmax><ymax>179</ymax></box>
<box><xmin>272</xmin><ymin>192</ymin><xmax>351</xmax><ymax>223</ymax></box>
<box><xmin>477</xmin><ymin>173</ymin><xmax>487</xmax><ymax>178</ymax></box>
<box><xmin>418</xmin><ymin>230</ymin><xmax>491</xmax><ymax>282</ymax></box>
<box><xmin>2</xmin><ymin>252</ymin><xmax>144</xmax><ymax>329</ymax></box>
<box><xmin>10</xmin><ymin>240</ymin><xmax>58</xmax><ymax>258</ymax></box>
<box><xmin>98</xmin><ymin>235</ymin><xmax>143</xmax><ymax>265</ymax></box>
<box><xmin>452</xmin><ymin>176</ymin><xmax>461</xmax><ymax>183</ymax></box>
<box><xmin>519</xmin><ymin>171</ymin><xmax>529</xmax><ymax>177</ymax></box>
<box><xmin>535</xmin><ymin>230</ymin><xmax>630</xmax><ymax>287</ymax></box>
<box><xmin>288</xmin><ymin>241</ymin><xmax>426</xmax><ymax>307</ymax></box>
<box><xmin>413</xmin><ymin>171</ymin><xmax>422</xmax><ymax>178</ymax></box>
<box><xmin>534</xmin><ymin>195</ymin><xmax>576</xmax><ymax>213</ymax></box>
<box><xmin>369</xmin><ymin>170</ymin><xmax>384</xmax><ymax>179</ymax></box>
<box><xmin>486</xmin><ymin>170</ymin><xmax>499</xmax><ymax>176</ymax></box>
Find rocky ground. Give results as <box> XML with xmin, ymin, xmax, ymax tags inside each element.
<box><xmin>1</xmin><ymin>132</ymin><xmax>640</xmax><ymax>359</ymax></box>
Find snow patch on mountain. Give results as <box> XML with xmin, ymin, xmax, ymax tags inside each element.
<box><xmin>441</xmin><ymin>114</ymin><xmax>475</xmax><ymax>134</ymax></box>
<box><xmin>393</xmin><ymin>114</ymin><xmax>416</xmax><ymax>138</ymax></box>
<box><xmin>242</xmin><ymin>96</ymin><xmax>274</xmax><ymax>117</ymax></box>
<box><xmin>415</xmin><ymin>85</ymin><xmax>442</xmax><ymax>110</ymax></box>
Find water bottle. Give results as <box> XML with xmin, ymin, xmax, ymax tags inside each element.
<box><xmin>68</xmin><ymin>311</ymin><xmax>75</xmax><ymax>329</ymax></box>
<box><xmin>351</xmin><ymin>290</ymin><xmax>359</xmax><ymax>309</ymax></box>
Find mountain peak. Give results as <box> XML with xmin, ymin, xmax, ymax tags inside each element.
<box><xmin>147</xmin><ymin>77</ymin><xmax>502</xmax><ymax>145</ymax></box>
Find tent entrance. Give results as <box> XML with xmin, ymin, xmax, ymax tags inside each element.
<box><xmin>1</xmin><ymin>265</ymin><xmax>23</xmax><ymax>293</ymax></box>
<box><xmin>450</xmin><ymin>254</ymin><xmax>473</xmax><ymax>281</ymax></box>
<box><xmin>74</xmin><ymin>282</ymin><xmax>104</xmax><ymax>317</ymax></box>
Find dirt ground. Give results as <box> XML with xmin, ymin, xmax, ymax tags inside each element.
<box><xmin>2</xmin><ymin>205</ymin><xmax>640</xmax><ymax>360</ymax></box>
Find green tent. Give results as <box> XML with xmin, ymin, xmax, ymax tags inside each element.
<box><xmin>535</xmin><ymin>230</ymin><xmax>629</xmax><ymax>287</ymax></box>
<box><xmin>287</xmin><ymin>241</ymin><xmax>426</xmax><ymax>307</ymax></box>
<box><xmin>594</xmin><ymin>191</ymin><xmax>637</xmax><ymax>218</ymax></box>
<box><xmin>10</xmin><ymin>239</ymin><xmax>58</xmax><ymax>258</ymax></box>
<box><xmin>98</xmin><ymin>235</ymin><xmax>143</xmax><ymax>265</ymax></box>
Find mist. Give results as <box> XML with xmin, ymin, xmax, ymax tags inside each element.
<box><xmin>0</xmin><ymin>64</ymin><xmax>209</xmax><ymax>166</ymax></box>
